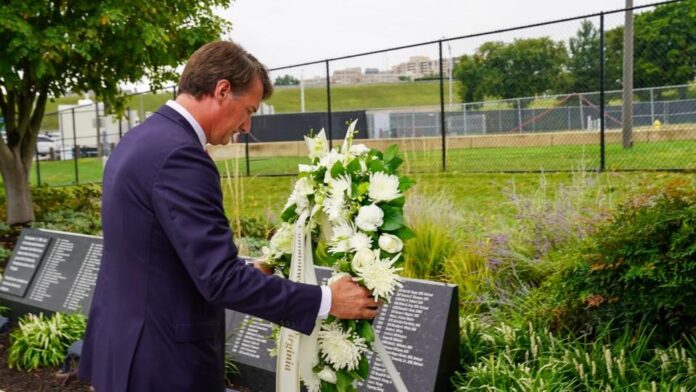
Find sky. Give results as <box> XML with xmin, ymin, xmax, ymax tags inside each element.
<box><xmin>217</xmin><ymin>0</ymin><xmax>659</xmax><ymax>80</ymax></box>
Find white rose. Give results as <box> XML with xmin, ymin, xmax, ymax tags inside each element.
<box><xmin>317</xmin><ymin>366</ymin><xmax>337</xmax><ymax>384</ymax></box>
<box><xmin>378</xmin><ymin>233</ymin><xmax>403</xmax><ymax>254</ymax></box>
<box><xmin>351</xmin><ymin>248</ymin><xmax>377</xmax><ymax>271</ymax></box>
<box><xmin>355</xmin><ymin>204</ymin><xmax>384</xmax><ymax>232</ymax></box>
<box><xmin>327</xmin><ymin>272</ymin><xmax>351</xmax><ymax>286</ymax></box>
<box><xmin>349</xmin><ymin>144</ymin><xmax>371</xmax><ymax>156</ymax></box>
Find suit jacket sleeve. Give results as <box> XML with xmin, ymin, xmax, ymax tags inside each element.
<box><xmin>151</xmin><ymin>145</ymin><xmax>321</xmax><ymax>335</ymax></box>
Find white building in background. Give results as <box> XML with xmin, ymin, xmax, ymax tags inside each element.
<box><xmin>56</xmin><ymin>99</ymin><xmax>139</xmax><ymax>159</ymax></box>
<box><xmin>332</xmin><ymin>67</ymin><xmax>363</xmax><ymax>84</ymax></box>
<box><xmin>391</xmin><ymin>55</ymin><xmax>457</xmax><ymax>79</ymax></box>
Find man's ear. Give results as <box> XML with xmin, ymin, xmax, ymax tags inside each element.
<box><xmin>214</xmin><ymin>79</ymin><xmax>232</xmax><ymax>101</ymax></box>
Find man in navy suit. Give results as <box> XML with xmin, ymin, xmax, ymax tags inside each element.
<box><xmin>79</xmin><ymin>41</ymin><xmax>379</xmax><ymax>391</ymax></box>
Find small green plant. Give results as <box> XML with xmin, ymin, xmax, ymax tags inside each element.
<box><xmin>8</xmin><ymin>312</ymin><xmax>87</xmax><ymax>371</ymax></box>
<box><xmin>32</xmin><ymin>209</ymin><xmax>102</xmax><ymax>235</ymax></box>
<box><xmin>552</xmin><ymin>179</ymin><xmax>696</xmax><ymax>341</ymax></box>
<box><xmin>454</xmin><ymin>318</ymin><xmax>696</xmax><ymax>391</ymax></box>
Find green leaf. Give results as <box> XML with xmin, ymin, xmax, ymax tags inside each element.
<box><xmin>399</xmin><ymin>176</ymin><xmax>416</xmax><ymax>192</ymax></box>
<box><xmin>380</xmin><ymin>205</ymin><xmax>404</xmax><ymax>231</ymax></box>
<box><xmin>346</xmin><ymin>158</ymin><xmax>361</xmax><ymax>173</ymax></box>
<box><xmin>336</xmin><ymin>369</ymin><xmax>355</xmax><ymax>392</ymax></box>
<box><xmin>358</xmin><ymin>320</ymin><xmax>375</xmax><ymax>344</ymax></box>
<box><xmin>313</xmin><ymin>167</ymin><xmax>327</xmax><ymax>182</ymax></box>
<box><xmin>395</xmin><ymin>226</ymin><xmax>416</xmax><ymax>240</ymax></box>
<box><xmin>385</xmin><ymin>157</ymin><xmax>403</xmax><ymax>172</ymax></box>
<box><xmin>356</xmin><ymin>355</ymin><xmax>370</xmax><ymax>380</ymax></box>
<box><xmin>331</xmin><ymin>161</ymin><xmax>346</xmax><ymax>178</ymax></box>
<box><xmin>383</xmin><ymin>144</ymin><xmax>400</xmax><ymax>163</ymax></box>
<box><xmin>387</xmin><ymin>196</ymin><xmax>405</xmax><ymax>208</ymax></box>
<box><xmin>367</xmin><ymin>159</ymin><xmax>385</xmax><ymax>173</ymax></box>
<box><xmin>280</xmin><ymin>205</ymin><xmax>298</xmax><ymax>222</ymax></box>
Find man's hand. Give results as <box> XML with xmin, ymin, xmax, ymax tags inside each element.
<box><xmin>253</xmin><ymin>261</ymin><xmax>273</xmax><ymax>275</ymax></box>
<box><xmin>329</xmin><ymin>276</ymin><xmax>381</xmax><ymax>319</ymax></box>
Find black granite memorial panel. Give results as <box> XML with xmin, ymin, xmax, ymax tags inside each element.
<box><xmin>225</xmin><ymin>268</ymin><xmax>459</xmax><ymax>392</ymax></box>
<box><xmin>0</xmin><ymin>228</ymin><xmax>102</xmax><ymax>317</ymax></box>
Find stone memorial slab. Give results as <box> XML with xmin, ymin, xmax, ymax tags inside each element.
<box><xmin>0</xmin><ymin>228</ymin><xmax>102</xmax><ymax>317</ymax></box>
<box><xmin>0</xmin><ymin>229</ymin><xmax>460</xmax><ymax>391</ymax></box>
<box><xmin>225</xmin><ymin>267</ymin><xmax>460</xmax><ymax>392</ymax></box>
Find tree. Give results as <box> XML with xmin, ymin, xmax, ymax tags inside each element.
<box><xmin>0</xmin><ymin>1</ymin><xmax>231</xmax><ymax>224</ymax></box>
<box><xmin>273</xmin><ymin>74</ymin><xmax>300</xmax><ymax>86</ymax></box>
<box><xmin>632</xmin><ymin>1</ymin><xmax>696</xmax><ymax>90</ymax></box>
<box><xmin>454</xmin><ymin>38</ymin><xmax>569</xmax><ymax>105</ymax></box>
<box><xmin>568</xmin><ymin>20</ymin><xmax>601</xmax><ymax>93</ymax></box>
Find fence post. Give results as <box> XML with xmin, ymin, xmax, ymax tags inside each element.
<box><xmin>579</xmin><ymin>94</ymin><xmax>585</xmax><ymax>130</ymax></box>
<box><xmin>72</xmin><ymin>108</ymin><xmax>79</xmax><ymax>184</ymax></box>
<box><xmin>517</xmin><ymin>98</ymin><xmax>523</xmax><ymax>132</ymax></box>
<box><xmin>244</xmin><ymin>133</ymin><xmax>250</xmax><ymax>177</ymax></box>
<box><xmin>599</xmin><ymin>12</ymin><xmax>606</xmax><ymax>172</ymax></box>
<box><xmin>172</xmin><ymin>85</ymin><xmax>177</xmax><ymax>100</ymax></box>
<box><xmin>34</xmin><ymin>142</ymin><xmax>41</xmax><ymax>187</ymax></box>
<box><xmin>325</xmin><ymin>60</ymin><xmax>333</xmax><ymax>149</ymax></box>
<box><xmin>95</xmin><ymin>103</ymin><xmax>101</xmax><ymax>157</ymax></box>
<box><xmin>438</xmin><ymin>40</ymin><xmax>447</xmax><ymax>172</ymax></box>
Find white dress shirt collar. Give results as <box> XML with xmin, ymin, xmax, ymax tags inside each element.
<box><xmin>165</xmin><ymin>100</ymin><xmax>207</xmax><ymax>150</ymax></box>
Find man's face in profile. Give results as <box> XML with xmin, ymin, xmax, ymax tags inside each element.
<box><xmin>209</xmin><ymin>77</ymin><xmax>263</xmax><ymax>145</ymax></box>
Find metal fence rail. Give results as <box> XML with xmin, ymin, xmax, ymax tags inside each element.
<box><xmin>31</xmin><ymin>0</ymin><xmax>695</xmax><ymax>186</ymax></box>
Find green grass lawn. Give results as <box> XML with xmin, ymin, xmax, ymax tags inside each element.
<box><xmin>23</xmin><ymin>139</ymin><xmax>695</xmax><ymax>187</ymax></box>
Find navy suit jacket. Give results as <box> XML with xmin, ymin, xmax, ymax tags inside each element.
<box><xmin>79</xmin><ymin>105</ymin><xmax>321</xmax><ymax>391</ymax></box>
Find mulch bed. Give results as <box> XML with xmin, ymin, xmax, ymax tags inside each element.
<box><xmin>0</xmin><ymin>329</ymin><xmax>92</xmax><ymax>392</ymax></box>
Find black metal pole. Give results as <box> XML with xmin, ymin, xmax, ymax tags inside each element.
<box><xmin>599</xmin><ymin>12</ymin><xmax>606</xmax><ymax>172</ymax></box>
<box><xmin>325</xmin><ymin>60</ymin><xmax>333</xmax><ymax>149</ymax></box>
<box><xmin>172</xmin><ymin>86</ymin><xmax>177</xmax><ymax>100</ymax></box>
<box><xmin>95</xmin><ymin>102</ymin><xmax>101</xmax><ymax>158</ymax></box>
<box><xmin>126</xmin><ymin>106</ymin><xmax>132</xmax><ymax>134</ymax></box>
<box><xmin>439</xmin><ymin>40</ymin><xmax>447</xmax><ymax>172</ymax></box>
<box><xmin>245</xmin><ymin>133</ymin><xmax>250</xmax><ymax>177</ymax></box>
<box><xmin>72</xmin><ymin>108</ymin><xmax>79</xmax><ymax>184</ymax></box>
<box><xmin>34</xmin><ymin>141</ymin><xmax>41</xmax><ymax>186</ymax></box>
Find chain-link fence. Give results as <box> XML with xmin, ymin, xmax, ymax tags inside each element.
<box><xmin>32</xmin><ymin>0</ymin><xmax>695</xmax><ymax>185</ymax></box>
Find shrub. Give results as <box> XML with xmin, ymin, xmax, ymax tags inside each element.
<box><xmin>552</xmin><ymin>179</ymin><xmax>696</xmax><ymax>340</ymax></box>
<box><xmin>454</xmin><ymin>317</ymin><xmax>696</xmax><ymax>391</ymax></box>
<box><xmin>32</xmin><ymin>209</ymin><xmax>102</xmax><ymax>235</ymax></box>
<box><xmin>32</xmin><ymin>184</ymin><xmax>102</xmax><ymax>219</ymax></box>
<box><xmin>8</xmin><ymin>312</ymin><xmax>87</xmax><ymax>371</ymax></box>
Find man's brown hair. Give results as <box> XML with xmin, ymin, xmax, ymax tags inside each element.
<box><xmin>178</xmin><ymin>41</ymin><xmax>273</xmax><ymax>100</ymax></box>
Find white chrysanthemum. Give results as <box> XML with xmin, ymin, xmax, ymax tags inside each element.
<box><xmin>284</xmin><ymin>187</ymin><xmax>310</xmax><ymax>215</ymax></box>
<box><xmin>318</xmin><ymin>321</ymin><xmax>369</xmax><ymax>371</ymax></box>
<box><xmin>298</xmin><ymin>164</ymin><xmax>316</xmax><ymax>173</ymax></box>
<box><xmin>319</xmin><ymin>150</ymin><xmax>344</xmax><ymax>172</ymax></box>
<box><xmin>305</xmin><ymin>129</ymin><xmax>329</xmax><ymax>160</ymax></box>
<box><xmin>349</xmin><ymin>232</ymin><xmax>372</xmax><ymax>252</ymax></box>
<box><xmin>355</xmin><ymin>204</ymin><xmax>384</xmax><ymax>232</ymax></box>
<box><xmin>356</xmin><ymin>254</ymin><xmax>403</xmax><ymax>301</ymax></box>
<box><xmin>323</xmin><ymin>192</ymin><xmax>345</xmax><ymax>222</ymax></box>
<box><xmin>368</xmin><ymin>172</ymin><xmax>402</xmax><ymax>202</ymax></box>
<box><xmin>317</xmin><ymin>366</ymin><xmax>337</xmax><ymax>384</ymax></box>
<box><xmin>301</xmin><ymin>372</ymin><xmax>321</xmax><ymax>392</ymax></box>
<box><xmin>329</xmin><ymin>174</ymin><xmax>352</xmax><ymax>197</ymax></box>
<box><xmin>329</xmin><ymin>220</ymin><xmax>355</xmax><ymax>253</ymax></box>
<box><xmin>294</xmin><ymin>177</ymin><xmax>314</xmax><ymax>196</ymax></box>
<box><xmin>269</xmin><ymin>223</ymin><xmax>293</xmax><ymax>256</ymax></box>
<box><xmin>349</xmin><ymin>144</ymin><xmax>371</xmax><ymax>156</ymax></box>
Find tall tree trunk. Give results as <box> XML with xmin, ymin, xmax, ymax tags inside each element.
<box><xmin>0</xmin><ymin>148</ymin><xmax>34</xmax><ymax>225</ymax></box>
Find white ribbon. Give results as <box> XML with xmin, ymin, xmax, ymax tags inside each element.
<box><xmin>276</xmin><ymin>210</ymin><xmax>409</xmax><ymax>392</ymax></box>
<box><xmin>277</xmin><ymin>211</ymin><xmax>319</xmax><ymax>391</ymax></box>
